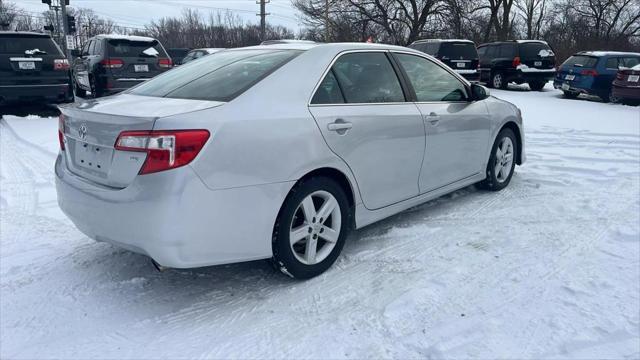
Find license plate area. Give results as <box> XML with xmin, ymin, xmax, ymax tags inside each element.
<box><xmin>18</xmin><ymin>61</ymin><xmax>36</xmax><ymax>70</ymax></box>
<box><xmin>456</xmin><ymin>62</ymin><xmax>465</xmax><ymax>68</ymax></box>
<box><xmin>534</xmin><ymin>61</ymin><xmax>542</xmax><ymax>67</ymax></box>
<box><xmin>561</xmin><ymin>83</ymin><xmax>570</xmax><ymax>91</ymax></box>
<box><xmin>628</xmin><ymin>75</ymin><xmax>639</xmax><ymax>82</ymax></box>
<box><xmin>134</xmin><ymin>64</ymin><xmax>149</xmax><ymax>72</ymax></box>
<box><xmin>565</xmin><ymin>74</ymin><xmax>575</xmax><ymax>80</ymax></box>
<box><xmin>73</xmin><ymin>141</ymin><xmax>110</xmax><ymax>175</ymax></box>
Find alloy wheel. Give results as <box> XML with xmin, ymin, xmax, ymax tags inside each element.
<box><xmin>493</xmin><ymin>74</ymin><xmax>503</xmax><ymax>89</ymax></box>
<box><xmin>494</xmin><ymin>137</ymin><xmax>514</xmax><ymax>183</ymax></box>
<box><xmin>289</xmin><ymin>190</ymin><xmax>342</xmax><ymax>265</ymax></box>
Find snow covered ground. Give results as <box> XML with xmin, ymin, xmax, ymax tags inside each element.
<box><xmin>1</xmin><ymin>87</ymin><xmax>639</xmax><ymax>359</ymax></box>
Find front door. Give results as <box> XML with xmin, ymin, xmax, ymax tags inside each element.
<box><xmin>392</xmin><ymin>52</ymin><xmax>491</xmax><ymax>193</ymax></box>
<box><xmin>308</xmin><ymin>51</ymin><xmax>426</xmax><ymax>210</ymax></box>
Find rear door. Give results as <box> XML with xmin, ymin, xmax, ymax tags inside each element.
<box><xmin>105</xmin><ymin>38</ymin><xmax>171</xmax><ymax>81</ymax></box>
<box><xmin>308</xmin><ymin>51</ymin><xmax>425</xmax><ymax>210</ymax></box>
<box><xmin>0</xmin><ymin>33</ymin><xmax>69</xmax><ymax>87</ymax></box>
<box><xmin>437</xmin><ymin>42</ymin><xmax>479</xmax><ymax>72</ymax></box>
<box><xmin>518</xmin><ymin>42</ymin><xmax>555</xmax><ymax>70</ymax></box>
<box><xmin>392</xmin><ymin>52</ymin><xmax>491</xmax><ymax>192</ymax></box>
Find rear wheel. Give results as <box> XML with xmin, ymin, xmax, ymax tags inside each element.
<box><xmin>529</xmin><ymin>81</ymin><xmax>545</xmax><ymax>91</ymax></box>
<box><xmin>90</xmin><ymin>76</ymin><xmax>103</xmax><ymax>98</ymax></box>
<box><xmin>491</xmin><ymin>72</ymin><xmax>508</xmax><ymax>90</ymax></box>
<box><xmin>478</xmin><ymin>128</ymin><xmax>517</xmax><ymax>191</ymax></box>
<box><xmin>272</xmin><ymin>177</ymin><xmax>351</xmax><ymax>279</ymax></box>
<box><xmin>563</xmin><ymin>91</ymin><xmax>579</xmax><ymax>99</ymax></box>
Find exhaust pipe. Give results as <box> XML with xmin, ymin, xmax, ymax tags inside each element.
<box><xmin>151</xmin><ymin>259</ymin><xmax>169</xmax><ymax>272</ymax></box>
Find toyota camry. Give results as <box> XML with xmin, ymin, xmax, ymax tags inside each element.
<box><xmin>56</xmin><ymin>42</ymin><xmax>525</xmax><ymax>279</ymax></box>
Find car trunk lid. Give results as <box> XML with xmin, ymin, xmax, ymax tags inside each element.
<box><xmin>60</xmin><ymin>94</ymin><xmax>222</xmax><ymax>188</ymax></box>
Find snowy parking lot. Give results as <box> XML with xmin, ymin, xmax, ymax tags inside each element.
<box><xmin>1</xmin><ymin>87</ymin><xmax>639</xmax><ymax>359</ymax></box>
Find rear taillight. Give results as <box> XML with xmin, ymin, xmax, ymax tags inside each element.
<box><xmin>616</xmin><ymin>72</ymin><xmax>625</xmax><ymax>80</ymax></box>
<box><xmin>58</xmin><ymin>114</ymin><xmax>66</xmax><ymax>151</ymax></box>
<box><xmin>54</xmin><ymin>59</ymin><xmax>70</xmax><ymax>71</ymax></box>
<box><xmin>100</xmin><ymin>59</ymin><xmax>124</xmax><ymax>69</ymax></box>
<box><xmin>158</xmin><ymin>58</ymin><xmax>173</xmax><ymax>68</ymax></box>
<box><xmin>580</xmin><ymin>69</ymin><xmax>598</xmax><ymax>76</ymax></box>
<box><xmin>114</xmin><ymin>130</ymin><xmax>210</xmax><ymax>174</ymax></box>
<box><xmin>512</xmin><ymin>56</ymin><xmax>521</xmax><ymax>67</ymax></box>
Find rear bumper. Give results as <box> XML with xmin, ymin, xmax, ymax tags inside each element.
<box><xmin>55</xmin><ymin>154</ymin><xmax>295</xmax><ymax>268</ymax></box>
<box><xmin>612</xmin><ymin>85</ymin><xmax>640</xmax><ymax>100</ymax></box>
<box><xmin>505</xmin><ymin>69</ymin><xmax>555</xmax><ymax>83</ymax></box>
<box><xmin>0</xmin><ymin>83</ymin><xmax>72</xmax><ymax>104</ymax></box>
<box><xmin>455</xmin><ymin>70</ymin><xmax>480</xmax><ymax>82</ymax></box>
<box><xmin>553</xmin><ymin>80</ymin><xmax>600</xmax><ymax>96</ymax></box>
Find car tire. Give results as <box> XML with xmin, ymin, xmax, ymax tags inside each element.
<box><xmin>491</xmin><ymin>72</ymin><xmax>508</xmax><ymax>90</ymax></box>
<box><xmin>529</xmin><ymin>81</ymin><xmax>545</xmax><ymax>91</ymax></box>
<box><xmin>478</xmin><ymin>128</ymin><xmax>517</xmax><ymax>191</ymax></box>
<box><xmin>563</xmin><ymin>91</ymin><xmax>579</xmax><ymax>99</ymax></box>
<box><xmin>272</xmin><ymin>177</ymin><xmax>351</xmax><ymax>279</ymax></box>
<box><xmin>90</xmin><ymin>76</ymin><xmax>103</xmax><ymax>98</ymax></box>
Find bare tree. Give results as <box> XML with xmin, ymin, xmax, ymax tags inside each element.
<box><xmin>516</xmin><ymin>0</ymin><xmax>547</xmax><ymax>39</ymax></box>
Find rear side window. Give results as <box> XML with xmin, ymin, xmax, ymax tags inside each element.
<box><xmin>519</xmin><ymin>42</ymin><xmax>553</xmax><ymax>58</ymax></box>
<box><xmin>0</xmin><ymin>35</ymin><xmax>62</xmax><ymax>55</ymax></box>
<box><xmin>499</xmin><ymin>44</ymin><xmax>516</xmax><ymax>57</ymax></box>
<box><xmin>477</xmin><ymin>46</ymin><xmax>487</xmax><ymax>57</ymax></box>
<box><xmin>395</xmin><ymin>53</ymin><xmax>467</xmax><ymax>102</ymax></box>
<box><xmin>563</xmin><ymin>55</ymin><xmax>598</xmax><ymax>68</ymax></box>
<box><xmin>620</xmin><ymin>57</ymin><xmax>639</xmax><ymax>68</ymax></box>
<box><xmin>331</xmin><ymin>52</ymin><xmax>405</xmax><ymax>103</ymax></box>
<box><xmin>107</xmin><ymin>39</ymin><xmax>168</xmax><ymax>58</ymax></box>
<box><xmin>311</xmin><ymin>70</ymin><xmax>345</xmax><ymax>104</ymax></box>
<box><xmin>605</xmin><ymin>57</ymin><xmax>619</xmax><ymax>69</ymax></box>
<box><xmin>130</xmin><ymin>49</ymin><xmax>301</xmax><ymax>102</ymax></box>
<box><xmin>438</xmin><ymin>43</ymin><xmax>477</xmax><ymax>59</ymax></box>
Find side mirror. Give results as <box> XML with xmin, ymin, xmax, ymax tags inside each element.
<box><xmin>70</xmin><ymin>49</ymin><xmax>80</xmax><ymax>57</ymax></box>
<box><xmin>471</xmin><ymin>83</ymin><xmax>490</xmax><ymax>101</ymax></box>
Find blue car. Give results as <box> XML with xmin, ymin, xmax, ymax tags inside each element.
<box><xmin>554</xmin><ymin>51</ymin><xmax>640</xmax><ymax>102</ymax></box>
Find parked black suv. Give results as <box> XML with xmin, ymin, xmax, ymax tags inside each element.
<box><xmin>409</xmin><ymin>39</ymin><xmax>480</xmax><ymax>82</ymax></box>
<box><xmin>71</xmin><ymin>34</ymin><xmax>172</xmax><ymax>98</ymax></box>
<box><xmin>478</xmin><ymin>40</ymin><xmax>556</xmax><ymax>91</ymax></box>
<box><xmin>0</xmin><ymin>31</ymin><xmax>73</xmax><ymax>105</ymax></box>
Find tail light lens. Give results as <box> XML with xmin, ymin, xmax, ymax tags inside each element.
<box><xmin>58</xmin><ymin>114</ymin><xmax>66</xmax><ymax>151</ymax></box>
<box><xmin>616</xmin><ymin>72</ymin><xmax>624</xmax><ymax>80</ymax></box>
<box><xmin>100</xmin><ymin>59</ymin><xmax>124</xmax><ymax>69</ymax></box>
<box><xmin>581</xmin><ymin>69</ymin><xmax>598</xmax><ymax>76</ymax></box>
<box><xmin>115</xmin><ymin>130</ymin><xmax>210</xmax><ymax>174</ymax></box>
<box><xmin>512</xmin><ymin>56</ymin><xmax>521</xmax><ymax>67</ymax></box>
<box><xmin>158</xmin><ymin>58</ymin><xmax>173</xmax><ymax>68</ymax></box>
<box><xmin>54</xmin><ymin>59</ymin><xmax>70</xmax><ymax>71</ymax></box>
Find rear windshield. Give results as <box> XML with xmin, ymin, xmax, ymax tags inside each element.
<box><xmin>563</xmin><ymin>55</ymin><xmax>598</xmax><ymax>68</ymax></box>
<box><xmin>107</xmin><ymin>39</ymin><xmax>168</xmax><ymax>58</ymax></box>
<box><xmin>0</xmin><ymin>35</ymin><xmax>62</xmax><ymax>55</ymax></box>
<box><xmin>438</xmin><ymin>42</ymin><xmax>477</xmax><ymax>59</ymax></box>
<box><xmin>410</xmin><ymin>42</ymin><xmax>438</xmax><ymax>56</ymax></box>
<box><xmin>519</xmin><ymin>42</ymin><xmax>554</xmax><ymax>58</ymax></box>
<box><xmin>129</xmin><ymin>49</ymin><xmax>301</xmax><ymax>102</ymax></box>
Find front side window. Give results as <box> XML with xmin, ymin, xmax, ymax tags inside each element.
<box><xmin>331</xmin><ymin>52</ymin><xmax>405</xmax><ymax>103</ymax></box>
<box><xmin>395</xmin><ymin>53</ymin><xmax>468</xmax><ymax>102</ymax></box>
<box><xmin>130</xmin><ymin>49</ymin><xmax>301</xmax><ymax>102</ymax></box>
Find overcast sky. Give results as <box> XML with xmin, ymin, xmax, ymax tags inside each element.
<box><xmin>18</xmin><ymin>0</ymin><xmax>302</xmax><ymax>31</ymax></box>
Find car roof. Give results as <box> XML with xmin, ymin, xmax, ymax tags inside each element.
<box><xmin>93</xmin><ymin>34</ymin><xmax>158</xmax><ymax>42</ymax></box>
<box><xmin>236</xmin><ymin>42</ymin><xmax>420</xmax><ymax>53</ymax></box>
<box><xmin>576</xmin><ymin>51</ymin><xmax>640</xmax><ymax>57</ymax></box>
<box><xmin>194</xmin><ymin>48</ymin><xmax>225</xmax><ymax>53</ymax></box>
<box><xmin>411</xmin><ymin>39</ymin><xmax>474</xmax><ymax>44</ymax></box>
<box><xmin>0</xmin><ymin>31</ymin><xmax>50</xmax><ymax>38</ymax></box>
<box><xmin>479</xmin><ymin>40</ymin><xmax>549</xmax><ymax>47</ymax></box>
<box><xmin>261</xmin><ymin>39</ymin><xmax>317</xmax><ymax>45</ymax></box>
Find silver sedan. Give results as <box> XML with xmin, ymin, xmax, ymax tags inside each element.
<box><xmin>56</xmin><ymin>42</ymin><xmax>525</xmax><ymax>279</ymax></box>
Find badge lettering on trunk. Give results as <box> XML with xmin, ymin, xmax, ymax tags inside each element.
<box><xmin>78</xmin><ymin>124</ymin><xmax>88</xmax><ymax>140</ymax></box>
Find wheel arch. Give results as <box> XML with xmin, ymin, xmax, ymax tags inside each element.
<box><xmin>295</xmin><ymin>167</ymin><xmax>356</xmax><ymax>211</ymax></box>
<box><xmin>499</xmin><ymin>121</ymin><xmax>523</xmax><ymax>165</ymax></box>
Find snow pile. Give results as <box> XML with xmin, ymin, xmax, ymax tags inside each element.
<box><xmin>1</xmin><ymin>88</ymin><xmax>639</xmax><ymax>359</ymax></box>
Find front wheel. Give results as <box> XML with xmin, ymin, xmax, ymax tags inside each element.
<box><xmin>272</xmin><ymin>177</ymin><xmax>351</xmax><ymax>279</ymax></box>
<box><xmin>478</xmin><ymin>128</ymin><xmax>517</xmax><ymax>191</ymax></box>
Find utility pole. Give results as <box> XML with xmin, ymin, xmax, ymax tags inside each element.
<box><xmin>256</xmin><ymin>0</ymin><xmax>269</xmax><ymax>41</ymax></box>
<box><xmin>325</xmin><ymin>0</ymin><xmax>329</xmax><ymax>42</ymax></box>
<box><xmin>60</xmin><ymin>0</ymin><xmax>71</xmax><ymax>59</ymax></box>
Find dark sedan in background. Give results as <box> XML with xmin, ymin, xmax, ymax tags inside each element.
<box><xmin>0</xmin><ymin>31</ymin><xmax>73</xmax><ymax>105</ymax></box>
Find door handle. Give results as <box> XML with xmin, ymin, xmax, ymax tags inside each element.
<box><xmin>327</xmin><ymin>120</ymin><xmax>353</xmax><ymax>133</ymax></box>
<box><xmin>425</xmin><ymin>112</ymin><xmax>440</xmax><ymax>125</ymax></box>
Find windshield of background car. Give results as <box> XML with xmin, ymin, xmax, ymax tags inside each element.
<box><xmin>438</xmin><ymin>43</ymin><xmax>477</xmax><ymax>59</ymax></box>
<box><xmin>0</xmin><ymin>35</ymin><xmax>62</xmax><ymax>55</ymax></box>
<box><xmin>129</xmin><ymin>49</ymin><xmax>302</xmax><ymax>102</ymax></box>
